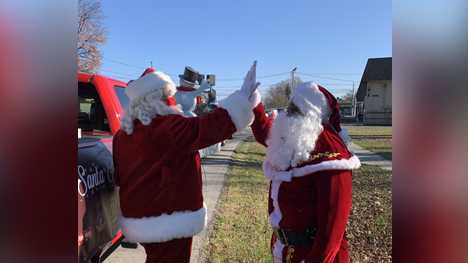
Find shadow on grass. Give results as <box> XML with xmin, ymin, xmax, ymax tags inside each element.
<box><xmin>376</xmin><ymin>152</ymin><xmax>392</xmax><ymax>161</ymax></box>
<box><xmin>243</xmin><ymin>136</ymin><xmax>257</xmax><ymax>143</ymax></box>
<box><xmin>202</xmin><ymin>158</ymin><xmax>262</xmax><ymax>169</ymax></box>
<box><xmin>226</xmin><ymin>178</ymin><xmax>268</xmax><ymax>189</ymax></box>
<box><xmin>234</xmin><ymin>151</ymin><xmax>265</xmax><ymax>158</ymax></box>
<box><xmin>350</xmin><ymin>135</ymin><xmax>392</xmax><ymax>139</ymax></box>
<box><xmin>230</xmin><ymin>160</ymin><xmax>262</xmax><ymax>169</ymax></box>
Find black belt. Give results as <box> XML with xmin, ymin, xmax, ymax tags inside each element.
<box><xmin>273</xmin><ymin>227</ymin><xmax>317</xmax><ymax>246</ymax></box>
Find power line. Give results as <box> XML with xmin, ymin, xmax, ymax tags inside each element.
<box><xmin>100</xmin><ymin>69</ymin><xmax>138</xmax><ymax>78</ymax></box>
<box><xmin>297</xmin><ymin>72</ymin><xmax>361</xmax><ymax>75</ymax></box>
<box><xmin>104</xmin><ymin>57</ymin><xmax>291</xmax><ymax>81</ymax></box>
<box><xmin>103</xmin><ymin>57</ymin><xmax>181</xmax><ymax>77</ymax></box>
<box><xmin>102</xmin><ymin>57</ymin><xmax>362</xmax><ymax>84</ymax></box>
<box><xmin>104</xmin><ymin>75</ymin><xmax>131</xmax><ymax>81</ymax></box>
<box><xmin>217</xmin><ymin>72</ymin><xmax>291</xmax><ymax>81</ymax></box>
<box><xmin>301</xmin><ymin>82</ymin><xmax>356</xmax><ymax>86</ymax></box>
<box><xmin>103</xmin><ymin>58</ymin><xmax>147</xmax><ymax>70</ymax></box>
<box><xmin>296</xmin><ymin>72</ymin><xmax>358</xmax><ymax>83</ymax></box>
<box><xmin>217</xmin><ymin>73</ymin><xmax>361</xmax><ymax>84</ymax></box>
<box><xmin>103</xmin><ymin>72</ymin><xmax>133</xmax><ymax>79</ymax></box>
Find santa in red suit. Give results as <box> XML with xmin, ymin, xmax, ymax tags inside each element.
<box><xmin>250</xmin><ymin>82</ymin><xmax>361</xmax><ymax>263</ymax></box>
<box><xmin>113</xmin><ymin>62</ymin><xmax>260</xmax><ymax>262</ymax></box>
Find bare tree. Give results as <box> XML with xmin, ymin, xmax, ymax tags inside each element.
<box><xmin>263</xmin><ymin>78</ymin><xmax>303</xmax><ymax>110</ymax></box>
<box><xmin>337</xmin><ymin>90</ymin><xmax>354</xmax><ymax>104</ymax></box>
<box><xmin>78</xmin><ymin>0</ymin><xmax>106</xmax><ymax>73</ymax></box>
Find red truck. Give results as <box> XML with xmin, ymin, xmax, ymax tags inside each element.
<box><xmin>78</xmin><ymin>73</ymin><xmax>145</xmax><ymax>262</ymax></box>
<box><xmin>78</xmin><ymin>72</ymin><xmax>129</xmax><ymax>136</ymax></box>
<box><xmin>78</xmin><ymin>71</ymin><xmax>220</xmax><ymax>262</ymax></box>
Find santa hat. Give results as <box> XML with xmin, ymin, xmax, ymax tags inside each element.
<box><xmin>139</xmin><ymin>67</ymin><xmax>156</xmax><ymax>77</ymax></box>
<box><xmin>125</xmin><ymin>68</ymin><xmax>176</xmax><ymax>102</ymax></box>
<box><xmin>291</xmin><ymin>82</ymin><xmax>350</xmax><ymax>144</ymax></box>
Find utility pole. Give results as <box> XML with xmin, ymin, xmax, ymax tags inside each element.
<box><xmin>290</xmin><ymin>67</ymin><xmax>297</xmax><ymax>99</ymax></box>
<box><xmin>351</xmin><ymin>82</ymin><xmax>356</xmax><ymax>117</ymax></box>
<box><xmin>150</xmin><ymin>61</ymin><xmax>153</xmax><ymax>68</ymax></box>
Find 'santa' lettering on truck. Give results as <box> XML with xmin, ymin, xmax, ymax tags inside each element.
<box><xmin>78</xmin><ymin>72</ymin><xmax>129</xmax><ymax>263</ymax></box>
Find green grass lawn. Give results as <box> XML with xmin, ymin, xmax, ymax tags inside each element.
<box><xmin>345</xmin><ymin>126</ymin><xmax>392</xmax><ymax>137</ymax></box>
<box><xmin>203</xmin><ymin>137</ymin><xmax>272</xmax><ymax>263</ymax></box>
<box><xmin>348</xmin><ymin>164</ymin><xmax>392</xmax><ymax>263</ymax></box>
<box><xmin>346</xmin><ymin>126</ymin><xmax>392</xmax><ymax>161</ymax></box>
<box><xmin>203</xmin><ymin>138</ymin><xmax>392</xmax><ymax>263</ymax></box>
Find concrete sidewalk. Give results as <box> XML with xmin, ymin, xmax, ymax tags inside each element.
<box><xmin>348</xmin><ymin>142</ymin><xmax>392</xmax><ymax>171</ymax></box>
<box><xmin>190</xmin><ymin>130</ymin><xmax>250</xmax><ymax>263</ymax></box>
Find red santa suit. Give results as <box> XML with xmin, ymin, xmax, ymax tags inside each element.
<box><xmin>113</xmin><ymin>67</ymin><xmax>258</xmax><ymax>262</ymax></box>
<box><xmin>251</xmin><ymin>83</ymin><xmax>360</xmax><ymax>263</ymax></box>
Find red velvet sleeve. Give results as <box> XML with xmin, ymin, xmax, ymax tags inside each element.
<box><xmin>305</xmin><ymin>170</ymin><xmax>352</xmax><ymax>263</ymax></box>
<box><xmin>250</xmin><ymin>103</ymin><xmax>273</xmax><ymax>147</ymax></box>
<box><xmin>166</xmin><ymin>108</ymin><xmax>237</xmax><ymax>152</ymax></box>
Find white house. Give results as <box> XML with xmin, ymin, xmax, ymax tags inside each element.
<box><xmin>356</xmin><ymin>57</ymin><xmax>392</xmax><ymax>125</ymax></box>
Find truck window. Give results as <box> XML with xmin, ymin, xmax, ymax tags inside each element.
<box><xmin>114</xmin><ymin>86</ymin><xmax>129</xmax><ymax>110</ymax></box>
<box><xmin>78</xmin><ymin>82</ymin><xmax>111</xmax><ymax>134</ymax></box>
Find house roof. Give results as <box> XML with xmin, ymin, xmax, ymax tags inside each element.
<box><xmin>356</xmin><ymin>57</ymin><xmax>392</xmax><ymax>101</ymax></box>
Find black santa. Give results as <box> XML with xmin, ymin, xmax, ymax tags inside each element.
<box><xmin>251</xmin><ymin>82</ymin><xmax>361</xmax><ymax>263</ymax></box>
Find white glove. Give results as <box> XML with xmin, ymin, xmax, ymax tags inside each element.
<box><xmin>218</xmin><ymin>61</ymin><xmax>261</xmax><ymax>131</ymax></box>
<box><xmin>240</xmin><ymin>61</ymin><xmax>261</xmax><ymax>108</ymax></box>
<box><xmin>249</xmin><ymin>89</ymin><xmax>261</xmax><ymax>108</ymax></box>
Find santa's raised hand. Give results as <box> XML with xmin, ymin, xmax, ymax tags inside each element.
<box><xmin>240</xmin><ymin>61</ymin><xmax>261</xmax><ymax>108</ymax></box>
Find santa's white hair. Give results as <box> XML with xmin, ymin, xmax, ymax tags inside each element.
<box><xmin>120</xmin><ymin>89</ymin><xmax>182</xmax><ymax>135</ymax></box>
<box><xmin>265</xmin><ymin>107</ymin><xmax>323</xmax><ymax>170</ymax></box>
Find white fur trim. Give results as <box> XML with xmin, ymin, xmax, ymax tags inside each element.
<box><xmin>272</xmin><ymin>239</ymin><xmax>285</xmax><ymax>263</ymax></box>
<box><xmin>292</xmin><ymin>155</ymin><xmax>361</xmax><ymax>177</ymax></box>
<box><xmin>125</xmin><ymin>71</ymin><xmax>176</xmax><ymax>101</ymax></box>
<box><xmin>119</xmin><ymin>206</ymin><xmax>207</xmax><ymax>243</ymax></box>
<box><xmin>270</xmin><ymin>181</ymin><xmax>284</xmax><ymax>262</ymax></box>
<box><xmin>263</xmin><ymin>160</ymin><xmax>293</xmax><ymax>182</ymax></box>
<box><xmin>339</xmin><ymin>128</ymin><xmax>351</xmax><ymax>145</ymax></box>
<box><xmin>291</xmin><ymin>82</ymin><xmax>329</xmax><ymax>118</ymax></box>
<box><xmin>251</xmin><ymin>89</ymin><xmax>262</xmax><ymax>108</ymax></box>
<box><xmin>269</xmin><ymin>180</ymin><xmax>283</xmax><ymax>228</ymax></box>
<box><xmin>219</xmin><ymin>91</ymin><xmax>255</xmax><ymax>132</ymax></box>
<box><xmin>263</xmin><ymin>155</ymin><xmax>361</xmax><ymax>182</ymax></box>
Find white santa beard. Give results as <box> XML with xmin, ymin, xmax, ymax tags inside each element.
<box><xmin>265</xmin><ymin>111</ymin><xmax>323</xmax><ymax>170</ymax></box>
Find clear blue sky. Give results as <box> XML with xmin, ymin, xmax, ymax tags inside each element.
<box><xmin>100</xmin><ymin>0</ymin><xmax>391</xmax><ymax>98</ymax></box>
